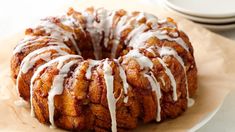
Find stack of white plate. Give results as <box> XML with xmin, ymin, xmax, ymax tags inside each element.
<box><xmin>161</xmin><ymin>0</ymin><xmax>235</xmax><ymax>31</ymax></box>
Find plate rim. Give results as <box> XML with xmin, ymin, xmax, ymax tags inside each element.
<box><xmin>163</xmin><ymin>0</ymin><xmax>235</xmax><ymax>18</ymax></box>
<box><xmin>188</xmin><ymin>101</ymin><xmax>223</xmax><ymax>132</ymax></box>
<box><xmin>162</xmin><ymin>1</ymin><xmax>235</xmax><ymax>24</ymax></box>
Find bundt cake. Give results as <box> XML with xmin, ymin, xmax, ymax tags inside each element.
<box><xmin>11</xmin><ymin>7</ymin><xmax>197</xmax><ymax>131</ymax></box>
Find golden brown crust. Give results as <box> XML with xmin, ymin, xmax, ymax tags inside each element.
<box><xmin>11</xmin><ymin>7</ymin><xmax>198</xmax><ymax>131</ymax></box>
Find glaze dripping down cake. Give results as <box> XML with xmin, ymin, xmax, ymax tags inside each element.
<box><xmin>11</xmin><ymin>7</ymin><xmax>197</xmax><ymax>131</ymax></box>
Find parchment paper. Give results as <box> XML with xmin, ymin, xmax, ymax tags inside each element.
<box><xmin>0</xmin><ymin>0</ymin><xmax>235</xmax><ymax>131</ymax></box>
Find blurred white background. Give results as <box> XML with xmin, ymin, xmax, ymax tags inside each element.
<box><xmin>0</xmin><ymin>0</ymin><xmax>74</xmax><ymax>38</ymax></box>
<box><xmin>0</xmin><ymin>0</ymin><xmax>235</xmax><ymax>132</ymax></box>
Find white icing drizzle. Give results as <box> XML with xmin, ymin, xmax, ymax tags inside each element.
<box><xmin>124</xmin><ymin>49</ymin><xmax>153</xmax><ymax>69</ymax></box>
<box><xmin>117</xmin><ymin>64</ymin><xmax>129</xmax><ymax>103</ymax></box>
<box><xmin>83</xmin><ymin>9</ymin><xmax>117</xmax><ymax>59</ymax></box>
<box><xmin>117</xmin><ymin>17</ymin><xmax>133</xmax><ymax>37</ymax></box>
<box><xmin>158</xmin><ymin>46</ymin><xmax>194</xmax><ymax>107</ymax></box>
<box><xmin>94</xmin><ymin>8</ymin><xmax>109</xmax><ymax>43</ymax></box>
<box><xmin>13</xmin><ymin>36</ymin><xmax>36</xmax><ymax>54</ymax></box>
<box><xmin>144</xmin><ymin>72</ymin><xmax>162</xmax><ymax>122</ymax></box>
<box><xmin>82</xmin><ymin>11</ymin><xmax>102</xmax><ymax>60</ymax></box>
<box><xmin>21</xmin><ymin>45</ymin><xmax>69</xmax><ymax>74</ymax></box>
<box><xmin>85</xmin><ymin>60</ymin><xmax>100</xmax><ymax>79</ymax></box>
<box><xmin>146</xmin><ymin>46</ymin><xmax>157</xmax><ymax>56</ymax></box>
<box><xmin>48</xmin><ymin>60</ymin><xmax>78</xmax><ymax>127</ymax></box>
<box><xmin>158</xmin><ymin>18</ymin><xmax>167</xmax><ymax>24</ymax></box>
<box><xmin>158</xmin><ymin>18</ymin><xmax>177</xmax><ymax>29</ymax></box>
<box><xmin>13</xmin><ymin>36</ymin><xmax>69</xmax><ymax>55</ymax></box>
<box><xmin>16</xmin><ymin>45</ymin><xmax>70</xmax><ymax>97</ymax></box>
<box><xmin>129</xmin><ymin>30</ymin><xmax>189</xmax><ymax>52</ymax></box>
<box><xmin>146</xmin><ymin>14</ymin><xmax>159</xmax><ymax>29</ymax></box>
<box><xmin>113</xmin><ymin>13</ymin><xmax>147</xmax><ymax>58</ymax></box>
<box><xmin>118</xmin><ymin>13</ymin><xmax>147</xmax><ymax>43</ymax></box>
<box><xmin>60</xmin><ymin>15</ymin><xmax>86</xmax><ymax>37</ymax></box>
<box><xmin>110</xmin><ymin>40</ymin><xmax>119</xmax><ymax>59</ymax></box>
<box><xmin>61</xmin><ymin>15</ymin><xmax>82</xmax><ymax>30</ymax></box>
<box><xmin>115</xmin><ymin>15</ymin><xmax>128</xmax><ymax>38</ymax></box>
<box><xmin>157</xmin><ymin>58</ymin><xmax>177</xmax><ymax>101</ymax></box>
<box><xmin>170</xmin><ymin>32</ymin><xmax>179</xmax><ymax>38</ymax></box>
<box><xmin>128</xmin><ymin>31</ymin><xmax>154</xmax><ymax>48</ymax></box>
<box><xmin>30</xmin><ymin>55</ymin><xmax>81</xmax><ymax>117</ymax></box>
<box><xmin>123</xmin><ymin>49</ymin><xmax>163</xmax><ymax>121</ymax></box>
<box><xmin>18</xmin><ymin>35</ymin><xmax>36</xmax><ymax>43</ymax></box>
<box><xmin>102</xmin><ymin>59</ymin><xmax>117</xmax><ymax>132</ymax></box>
<box><xmin>14</xmin><ymin>36</ymin><xmax>51</xmax><ymax>54</ymax></box>
<box><xmin>111</xmin><ymin>14</ymin><xmax>129</xmax><ymax>59</ymax></box>
<box><xmin>135</xmin><ymin>12</ymin><xmax>145</xmax><ymax>21</ymax></box>
<box><xmin>39</xmin><ymin>20</ymin><xmax>81</xmax><ymax>55</ymax></box>
<box><xmin>125</xmin><ymin>24</ymin><xmax>148</xmax><ymax>45</ymax></box>
<box><xmin>61</xmin><ymin>15</ymin><xmax>77</xmax><ymax>27</ymax></box>
<box><xmin>73</xmin><ymin>61</ymin><xmax>85</xmax><ymax>80</ymax></box>
<box><xmin>96</xmin><ymin>9</ymin><xmax>116</xmax><ymax>48</ymax></box>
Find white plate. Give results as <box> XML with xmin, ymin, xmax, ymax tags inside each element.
<box><xmin>161</xmin><ymin>1</ymin><xmax>235</xmax><ymax>31</ymax></box>
<box><xmin>162</xmin><ymin>2</ymin><xmax>235</xmax><ymax>24</ymax></box>
<box><xmin>163</xmin><ymin>0</ymin><xmax>235</xmax><ymax>18</ymax></box>
<box><xmin>188</xmin><ymin>102</ymin><xmax>223</xmax><ymax>132</ymax></box>
<box><xmin>198</xmin><ymin>23</ymin><xmax>235</xmax><ymax>31</ymax></box>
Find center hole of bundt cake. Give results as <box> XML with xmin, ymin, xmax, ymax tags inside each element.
<box><xmin>78</xmin><ymin>38</ymin><xmax>127</xmax><ymax>60</ymax></box>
